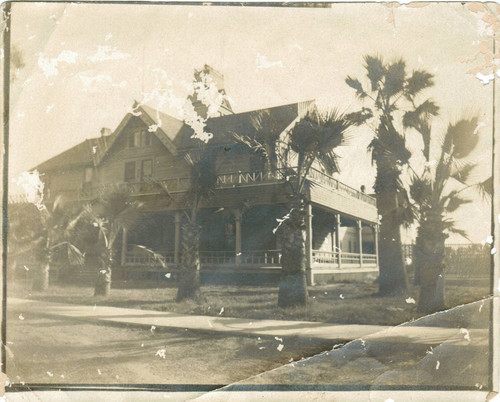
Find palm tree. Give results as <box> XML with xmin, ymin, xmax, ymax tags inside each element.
<box><xmin>8</xmin><ymin>197</ymin><xmax>84</xmax><ymax>291</ymax></box>
<box><xmin>84</xmin><ymin>188</ymin><xmax>142</xmax><ymax>297</ymax></box>
<box><xmin>408</xmin><ymin>117</ymin><xmax>489</xmax><ymax>313</ymax></box>
<box><xmin>235</xmin><ymin>104</ymin><xmax>355</xmax><ymax>307</ymax></box>
<box><xmin>148</xmin><ymin>141</ymin><xmax>218</xmax><ymax>301</ymax></box>
<box><xmin>345</xmin><ymin>55</ymin><xmax>439</xmax><ymax>295</ymax></box>
<box><xmin>176</xmin><ymin>144</ymin><xmax>218</xmax><ymax>301</ymax></box>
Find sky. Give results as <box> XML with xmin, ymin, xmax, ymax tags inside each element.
<box><xmin>7</xmin><ymin>2</ymin><xmax>495</xmax><ymax>243</ymax></box>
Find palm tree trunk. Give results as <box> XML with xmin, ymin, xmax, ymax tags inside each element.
<box><xmin>277</xmin><ymin>201</ymin><xmax>308</xmax><ymax>307</ymax></box>
<box><xmin>32</xmin><ymin>263</ymin><xmax>50</xmax><ymax>291</ymax></box>
<box><xmin>377</xmin><ymin>188</ymin><xmax>409</xmax><ymax>295</ymax></box>
<box><xmin>176</xmin><ymin>222</ymin><xmax>201</xmax><ymax>301</ymax></box>
<box><xmin>416</xmin><ymin>220</ymin><xmax>447</xmax><ymax>313</ymax></box>
<box><xmin>95</xmin><ymin>251</ymin><xmax>112</xmax><ymax>297</ymax></box>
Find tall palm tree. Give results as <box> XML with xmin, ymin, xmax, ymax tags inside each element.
<box><xmin>408</xmin><ymin>117</ymin><xmax>489</xmax><ymax>313</ymax></box>
<box><xmin>175</xmin><ymin>144</ymin><xmax>218</xmax><ymax>301</ymax></box>
<box><xmin>345</xmin><ymin>55</ymin><xmax>439</xmax><ymax>295</ymax></box>
<box><xmin>8</xmin><ymin>197</ymin><xmax>84</xmax><ymax>291</ymax></box>
<box><xmin>235</xmin><ymin>104</ymin><xmax>355</xmax><ymax>307</ymax></box>
<box><xmin>150</xmin><ymin>142</ymin><xmax>218</xmax><ymax>301</ymax></box>
<box><xmin>84</xmin><ymin>188</ymin><xmax>142</xmax><ymax>296</ymax></box>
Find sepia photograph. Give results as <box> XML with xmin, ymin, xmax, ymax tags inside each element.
<box><xmin>1</xmin><ymin>1</ymin><xmax>498</xmax><ymax>400</ymax></box>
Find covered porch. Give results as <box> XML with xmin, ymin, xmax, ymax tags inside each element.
<box><xmin>121</xmin><ymin>204</ymin><xmax>379</xmax><ymax>285</ymax></box>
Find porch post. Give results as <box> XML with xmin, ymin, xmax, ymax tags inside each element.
<box><xmin>174</xmin><ymin>211</ymin><xmax>181</xmax><ymax>264</ymax></box>
<box><xmin>306</xmin><ymin>203</ymin><xmax>314</xmax><ymax>286</ymax></box>
<box><xmin>374</xmin><ymin>224</ymin><xmax>379</xmax><ymax>268</ymax></box>
<box><xmin>357</xmin><ymin>220</ymin><xmax>363</xmax><ymax>268</ymax></box>
<box><xmin>234</xmin><ymin>209</ymin><xmax>242</xmax><ymax>266</ymax></box>
<box><xmin>335</xmin><ymin>214</ymin><xmax>342</xmax><ymax>268</ymax></box>
<box><xmin>120</xmin><ymin>228</ymin><xmax>127</xmax><ymax>266</ymax></box>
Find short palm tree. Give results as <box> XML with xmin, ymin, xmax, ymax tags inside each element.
<box><xmin>408</xmin><ymin>117</ymin><xmax>490</xmax><ymax>313</ymax></box>
<box><xmin>8</xmin><ymin>197</ymin><xmax>84</xmax><ymax>291</ymax></box>
<box><xmin>345</xmin><ymin>55</ymin><xmax>439</xmax><ymax>295</ymax></box>
<box><xmin>235</xmin><ymin>104</ymin><xmax>355</xmax><ymax>307</ymax></box>
<box><xmin>84</xmin><ymin>188</ymin><xmax>142</xmax><ymax>296</ymax></box>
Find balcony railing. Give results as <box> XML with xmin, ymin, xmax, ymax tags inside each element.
<box><xmin>77</xmin><ymin>167</ymin><xmax>375</xmax><ymax>206</ymax></box>
<box><xmin>307</xmin><ymin>167</ymin><xmax>376</xmax><ymax>206</ymax></box>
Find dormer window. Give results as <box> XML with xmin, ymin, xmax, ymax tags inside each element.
<box><xmin>128</xmin><ymin>129</ymin><xmax>150</xmax><ymax>148</ymax></box>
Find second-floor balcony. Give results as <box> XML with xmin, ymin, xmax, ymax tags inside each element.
<box><xmin>79</xmin><ymin>167</ymin><xmax>376</xmax><ymax>207</ymax></box>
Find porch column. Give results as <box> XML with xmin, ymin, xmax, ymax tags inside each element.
<box><xmin>335</xmin><ymin>214</ymin><xmax>341</xmax><ymax>268</ymax></box>
<box><xmin>234</xmin><ymin>209</ymin><xmax>242</xmax><ymax>266</ymax></box>
<box><xmin>120</xmin><ymin>228</ymin><xmax>128</xmax><ymax>266</ymax></box>
<box><xmin>357</xmin><ymin>220</ymin><xmax>363</xmax><ymax>268</ymax></box>
<box><xmin>174</xmin><ymin>211</ymin><xmax>181</xmax><ymax>264</ymax></box>
<box><xmin>374</xmin><ymin>224</ymin><xmax>379</xmax><ymax>268</ymax></box>
<box><xmin>306</xmin><ymin>203</ymin><xmax>314</xmax><ymax>285</ymax></box>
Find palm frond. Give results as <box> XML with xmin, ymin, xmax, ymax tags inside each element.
<box><xmin>345</xmin><ymin>76</ymin><xmax>368</xmax><ymax>99</ymax></box>
<box><xmin>445</xmin><ymin>195</ymin><xmax>472</xmax><ymax>213</ymax></box>
<box><xmin>316</xmin><ymin>151</ymin><xmax>340</xmax><ymax>176</ymax></box>
<box><xmin>409</xmin><ymin>175</ymin><xmax>432</xmax><ymax>207</ymax></box>
<box><xmin>405</xmin><ymin>70</ymin><xmax>435</xmax><ymax>98</ymax></box>
<box><xmin>384</xmin><ymin>59</ymin><xmax>406</xmax><ymax>98</ymax></box>
<box><xmin>444</xmin><ymin>118</ymin><xmax>479</xmax><ymax>159</ymax></box>
<box><xmin>477</xmin><ymin>176</ymin><xmax>492</xmax><ymax>200</ymax></box>
<box><xmin>364</xmin><ymin>55</ymin><xmax>385</xmax><ymax>91</ymax></box>
<box><xmin>449</xmin><ymin>161</ymin><xmax>476</xmax><ymax>185</ymax></box>
<box><xmin>345</xmin><ymin>107</ymin><xmax>373</xmax><ymax>126</ymax></box>
<box><xmin>67</xmin><ymin>243</ymin><xmax>85</xmax><ymax>265</ymax></box>
<box><xmin>442</xmin><ymin>219</ymin><xmax>470</xmax><ymax>241</ymax></box>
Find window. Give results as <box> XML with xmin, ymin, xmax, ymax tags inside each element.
<box><xmin>141</xmin><ymin>159</ymin><xmax>152</xmax><ymax>180</ymax></box>
<box><xmin>128</xmin><ymin>129</ymin><xmax>150</xmax><ymax>148</ymax></box>
<box><xmin>124</xmin><ymin>161</ymin><xmax>136</xmax><ymax>182</ymax></box>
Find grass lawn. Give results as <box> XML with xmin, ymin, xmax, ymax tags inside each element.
<box><xmin>6</xmin><ymin>308</ymin><xmax>333</xmax><ymax>385</ymax></box>
<box><xmin>8</xmin><ymin>278</ymin><xmax>491</xmax><ymax>327</ymax></box>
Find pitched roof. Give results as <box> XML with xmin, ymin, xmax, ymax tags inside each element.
<box><xmin>173</xmin><ymin>100</ymin><xmax>313</xmax><ymax>149</ymax></box>
<box><xmin>34</xmin><ymin>100</ymin><xmax>314</xmax><ymax>172</ymax></box>
<box><xmin>34</xmin><ymin>132</ymin><xmax>117</xmax><ymax>172</ymax></box>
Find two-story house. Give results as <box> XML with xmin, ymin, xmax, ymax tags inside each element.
<box><xmin>28</xmin><ymin>65</ymin><xmax>379</xmax><ymax>285</ymax></box>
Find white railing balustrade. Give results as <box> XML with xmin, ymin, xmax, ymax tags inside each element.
<box><xmin>125</xmin><ymin>248</ymin><xmax>377</xmax><ymax>268</ymax></box>
<box><xmin>362</xmin><ymin>254</ymin><xmax>377</xmax><ymax>265</ymax></box>
<box><xmin>200</xmin><ymin>250</ymin><xmax>236</xmax><ymax>265</ymax></box>
<box><xmin>240</xmin><ymin>250</ymin><xmax>281</xmax><ymax>265</ymax></box>
<box><xmin>312</xmin><ymin>250</ymin><xmax>339</xmax><ymax>264</ymax></box>
<box><xmin>125</xmin><ymin>251</ymin><xmax>174</xmax><ymax>266</ymax></box>
<box><xmin>308</xmin><ymin>167</ymin><xmax>376</xmax><ymax>206</ymax></box>
<box><xmin>339</xmin><ymin>252</ymin><xmax>361</xmax><ymax>264</ymax></box>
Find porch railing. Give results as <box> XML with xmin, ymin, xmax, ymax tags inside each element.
<box><xmin>312</xmin><ymin>250</ymin><xmax>339</xmax><ymax>264</ymax></box>
<box><xmin>240</xmin><ymin>250</ymin><xmax>281</xmax><ymax>265</ymax></box>
<box><xmin>200</xmin><ymin>250</ymin><xmax>236</xmax><ymax>265</ymax></box>
<box><xmin>125</xmin><ymin>251</ymin><xmax>174</xmax><ymax>266</ymax></box>
<box><xmin>125</xmin><ymin>249</ymin><xmax>376</xmax><ymax>268</ymax></box>
<box><xmin>312</xmin><ymin>251</ymin><xmax>377</xmax><ymax>266</ymax></box>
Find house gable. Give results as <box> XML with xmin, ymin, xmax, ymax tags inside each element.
<box><xmin>96</xmin><ymin>105</ymin><xmax>182</xmax><ymax>166</ymax></box>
